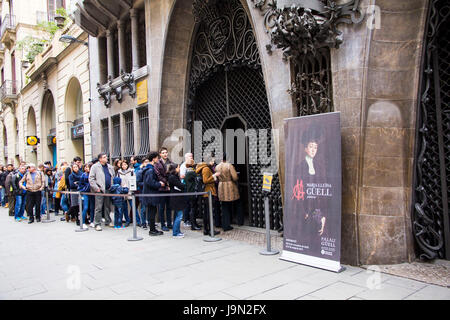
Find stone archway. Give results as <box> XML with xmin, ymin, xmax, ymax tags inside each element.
<box><xmin>64</xmin><ymin>77</ymin><xmax>85</xmax><ymax>162</ymax></box>
<box><xmin>41</xmin><ymin>90</ymin><xmax>57</xmax><ymax>165</ymax></box>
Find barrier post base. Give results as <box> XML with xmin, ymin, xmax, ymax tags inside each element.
<box><xmin>260</xmin><ymin>249</ymin><xmax>280</xmax><ymax>256</ymax></box>
<box><xmin>75</xmin><ymin>227</ymin><xmax>89</xmax><ymax>232</ymax></box>
<box><xmin>203</xmin><ymin>236</ymin><xmax>222</xmax><ymax>242</ymax></box>
<box><xmin>127</xmin><ymin>236</ymin><xmax>144</xmax><ymax>241</ymax></box>
<box><xmin>42</xmin><ymin>219</ymin><xmax>55</xmax><ymax>223</ymax></box>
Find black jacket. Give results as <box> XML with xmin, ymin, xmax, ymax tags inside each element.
<box><xmin>0</xmin><ymin>171</ymin><xmax>8</xmax><ymax>187</ymax></box>
<box><xmin>168</xmin><ymin>173</ymin><xmax>189</xmax><ymax>212</ymax></box>
<box><xmin>142</xmin><ymin>164</ymin><xmax>162</xmax><ymax>207</ymax></box>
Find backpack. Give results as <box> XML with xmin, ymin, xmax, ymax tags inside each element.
<box><xmin>194</xmin><ymin>168</ymin><xmax>205</xmax><ymax>193</ymax></box>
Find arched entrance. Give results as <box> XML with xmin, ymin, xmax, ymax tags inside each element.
<box><xmin>41</xmin><ymin>90</ymin><xmax>57</xmax><ymax>166</ymax></box>
<box><xmin>27</xmin><ymin>107</ymin><xmax>38</xmax><ymax>164</ymax></box>
<box><xmin>64</xmin><ymin>77</ymin><xmax>85</xmax><ymax>162</ymax></box>
<box><xmin>187</xmin><ymin>0</ymin><xmax>282</xmax><ymax>229</ymax></box>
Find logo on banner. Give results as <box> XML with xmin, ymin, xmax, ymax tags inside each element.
<box><xmin>292</xmin><ymin>179</ymin><xmax>305</xmax><ymax>200</ymax></box>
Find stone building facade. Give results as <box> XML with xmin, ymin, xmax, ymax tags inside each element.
<box><xmin>0</xmin><ymin>0</ymin><xmax>91</xmax><ymax>166</ymax></box>
<box><xmin>73</xmin><ymin>0</ymin><xmax>449</xmax><ymax>266</ymax></box>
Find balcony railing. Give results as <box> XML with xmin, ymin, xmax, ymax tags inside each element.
<box><xmin>0</xmin><ymin>15</ymin><xmax>16</xmax><ymax>40</ymax></box>
<box><xmin>0</xmin><ymin>80</ymin><xmax>19</xmax><ymax>101</ymax></box>
<box><xmin>36</xmin><ymin>11</ymin><xmax>55</xmax><ymax>24</ymax></box>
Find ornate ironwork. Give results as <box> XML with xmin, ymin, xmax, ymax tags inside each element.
<box><xmin>123</xmin><ymin>111</ymin><xmax>134</xmax><ymax>159</ymax></box>
<box><xmin>251</xmin><ymin>0</ymin><xmax>364</xmax><ymax>59</ymax></box>
<box><xmin>137</xmin><ymin>106</ymin><xmax>150</xmax><ymax>157</ymax></box>
<box><xmin>189</xmin><ymin>0</ymin><xmax>282</xmax><ymax>230</ymax></box>
<box><xmin>111</xmin><ymin>116</ymin><xmax>121</xmax><ymax>160</ymax></box>
<box><xmin>413</xmin><ymin>0</ymin><xmax>450</xmax><ymax>260</ymax></box>
<box><xmin>290</xmin><ymin>48</ymin><xmax>333</xmax><ymax>116</ymax></box>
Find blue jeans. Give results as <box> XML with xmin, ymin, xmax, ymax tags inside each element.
<box><xmin>173</xmin><ymin>210</ymin><xmax>183</xmax><ymax>236</ymax></box>
<box><xmin>89</xmin><ymin>195</ymin><xmax>95</xmax><ymax>223</ymax></box>
<box><xmin>0</xmin><ymin>188</ymin><xmax>5</xmax><ymax>206</ymax></box>
<box><xmin>114</xmin><ymin>205</ymin><xmax>123</xmax><ymax>227</ymax></box>
<box><xmin>40</xmin><ymin>190</ymin><xmax>46</xmax><ymax>215</ymax></box>
<box><xmin>121</xmin><ymin>200</ymin><xmax>131</xmax><ymax>223</ymax></box>
<box><xmin>15</xmin><ymin>194</ymin><xmax>26</xmax><ymax>219</ymax></box>
<box><xmin>81</xmin><ymin>195</ymin><xmax>90</xmax><ymax>224</ymax></box>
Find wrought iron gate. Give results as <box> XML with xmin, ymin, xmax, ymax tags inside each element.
<box><xmin>187</xmin><ymin>0</ymin><xmax>282</xmax><ymax>230</ymax></box>
<box><xmin>413</xmin><ymin>0</ymin><xmax>450</xmax><ymax>260</ymax></box>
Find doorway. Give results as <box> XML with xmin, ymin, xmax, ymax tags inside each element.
<box><xmin>221</xmin><ymin>115</ymin><xmax>250</xmax><ymax>225</ymax></box>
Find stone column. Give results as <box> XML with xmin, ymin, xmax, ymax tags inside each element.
<box><xmin>130</xmin><ymin>8</ymin><xmax>140</xmax><ymax>71</ymax></box>
<box><xmin>106</xmin><ymin>28</ymin><xmax>115</xmax><ymax>79</ymax></box>
<box><xmin>117</xmin><ymin>20</ymin><xmax>126</xmax><ymax>74</ymax></box>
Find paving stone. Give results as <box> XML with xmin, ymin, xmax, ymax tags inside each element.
<box><xmin>247</xmin><ymin>281</ymin><xmax>326</xmax><ymax>300</ymax></box>
<box><xmin>404</xmin><ymin>285</ymin><xmax>450</xmax><ymax>300</ymax></box>
<box><xmin>307</xmin><ymin>281</ymin><xmax>367</xmax><ymax>300</ymax></box>
<box><xmin>355</xmin><ymin>283</ymin><xmax>417</xmax><ymax>300</ymax></box>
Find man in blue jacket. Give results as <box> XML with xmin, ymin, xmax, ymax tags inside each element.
<box><xmin>142</xmin><ymin>152</ymin><xmax>164</xmax><ymax>236</ymax></box>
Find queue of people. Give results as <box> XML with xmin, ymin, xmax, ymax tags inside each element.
<box><xmin>0</xmin><ymin>148</ymin><xmax>244</xmax><ymax>238</ymax></box>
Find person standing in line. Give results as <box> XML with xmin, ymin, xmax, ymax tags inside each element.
<box><xmin>89</xmin><ymin>153</ymin><xmax>115</xmax><ymax>231</ymax></box>
<box><xmin>117</xmin><ymin>160</ymin><xmax>134</xmax><ymax>227</ymax></box>
<box><xmin>110</xmin><ymin>176</ymin><xmax>129</xmax><ymax>229</ymax></box>
<box><xmin>180</xmin><ymin>153</ymin><xmax>193</xmax><ymax>227</ymax></box>
<box><xmin>142</xmin><ymin>152</ymin><xmax>164</xmax><ymax>236</ymax></box>
<box><xmin>184</xmin><ymin>159</ymin><xmax>202</xmax><ymax>230</ymax></box>
<box><xmin>68</xmin><ymin>163</ymin><xmax>83</xmax><ymax>225</ymax></box>
<box><xmin>195</xmin><ymin>157</ymin><xmax>221</xmax><ymax>236</ymax></box>
<box><xmin>154</xmin><ymin>147</ymin><xmax>175</xmax><ymax>231</ymax></box>
<box><xmin>136</xmin><ymin>158</ymin><xmax>150</xmax><ymax>228</ymax></box>
<box><xmin>12</xmin><ymin>166</ymin><xmax>27</xmax><ymax>221</ymax></box>
<box><xmin>168</xmin><ymin>163</ymin><xmax>189</xmax><ymax>238</ymax></box>
<box><xmin>0</xmin><ymin>165</ymin><xmax>7</xmax><ymax>207</ymax></box>
<box><xmin>20</xmin><ymin>164</ymin><xmax>45</xmax><ymax>224</ymax></box>
<box><xmin>215</xmin><ymin>153</ymin><xmax>240</xmax><ymax>232</ymax></box>
<box><xmin>4</xmin><ymin>164</ymin><xmax>15</xmax><ymax>213</ymax></box>
<box><xmin>78</xmin><ymin>163</ymin><xmax>92</xmax><ymax>228</ymax></box>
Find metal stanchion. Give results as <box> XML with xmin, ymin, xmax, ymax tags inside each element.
<box><xmin>42</xmin><ymin>187</ymin><xmax>55</xmax><ymax>223</ymax></box>
<box><xmin>128</xmin><ymin>193</ymin><xmax>143</xmax><ymax>241</ymax></box>
<box><xmin>75</xmin><ymin>191</ymin><xmax>88</xmax><ymax>232</ymax></box>
<box><xmin>204</xmin><ymin>191</ymin><xmax>221</xmax><ymax>242</ymax></box>
<box><xmin>260</xmin><ymin>196</ymin><xmax>279</xmax><ymax>255</ymax></box>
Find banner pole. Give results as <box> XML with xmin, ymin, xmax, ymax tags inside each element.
<box><xmin>128</xmin><ymin>193</ymin><xmax>143</xmax><ymax>241</ymax></box>
<box><xmin>42</xmin><ymin>187</ymin><xmax>55</xmax><ymax>223</ymax></box>
<box><xmin>75</xmin><ymin>192</ymin><xmax>88</xmax><ymax>232</ymax></box>
<box><xmin>260</xmin><ymin>195</ymin><xmax>279</xmax><ymax>255</ymax></box>
<box><xmin>204</xmin><ymin>191</ymin><xmax>221</xmax><ymax>242</ymax></box>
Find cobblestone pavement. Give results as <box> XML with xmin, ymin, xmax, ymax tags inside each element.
<box><xmin>1</xmin><ymin>208</ymin><xmax>449</xmax><ymax>300</ymax></box>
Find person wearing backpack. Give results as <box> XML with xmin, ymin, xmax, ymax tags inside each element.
<box><xmin>19</xmin><ymin>163</ymin><xmax>45</xmax><ymax>224</ymax></box>
<box><xmin>184</xmin><ymin>159</ymin><xmax>202</xmax><ymax>230</ymax></box>
<box><xmin>195</xmin><ymin>157</ymin><xmax>221</xmax><ymax>236</ymax></box>
<box><xmin>136</xmin><ymin>158</ymin><xmax>150</xmax><ymax>229</ymax></box>
<box><xmin>4</xmin><ymin>164</ymin><xmax>15</xmax><ymax>214</ymax></box>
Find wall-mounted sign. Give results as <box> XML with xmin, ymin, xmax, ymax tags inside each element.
<box><xmin>71</xmin><ymin>123</ymin><xmax>84</xmax><ymax>140</ymax></box>
<box><xmin>262</xmin><ymin>172</ymin><xmax>273</xmax><ymax>192</ymax></box>
<box><xmin>26</xmin><ymin>136</ymin><xmax>40</xmax><ymax>146</ymax></box>
<box><xmin>47</xmin><ymin>134</ymin><xmax>56</xmax><ymax>146</ymax></box>
<box><xmin>136</xmin><ymin>79</ymin><xmax>148</xmax><ymax>105</ymax></box>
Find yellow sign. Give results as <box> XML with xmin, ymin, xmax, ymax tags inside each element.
<box><xmin>52</xmin><ymin>136</ymin><xmax>57</xmax><ymax>144</ymax></box>
<box><xmin>262</xmin><ymin>173</ymin><xmax>273</xmax><ymax>192</ymax></box>
<box><xmin>26</xmin><ymin>136</ymin><xmax>39</xmax><ymax>146</ymax></box>
<box><xmin>137</xmin><ymin>79</ymin><xmax>148</xmax><ymax>105</ymax></box>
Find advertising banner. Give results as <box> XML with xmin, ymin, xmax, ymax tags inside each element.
<box><xmin>280</xmin><ymin>112</ymin><xmax>343</xmax><ymax>272</ymax></box>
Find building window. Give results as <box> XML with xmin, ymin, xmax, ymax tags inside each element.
<box><xmin>123</xmin><ymin>111</ymin><xmax>134</xmax><ymax>160</ymax></box>
<box><xmin>137</xmin><ymin>106</ymin><xmax>149</xmax><ymax>157</ymax></box>
<box><xmin>98</xmin><ymin>36</ymin><xmax>107</xmax><ymax>84</ymax></box>
<box><xmin>101</xmin><ymin>119</ymin><xmax>109</xmax><ymax>158</ymax></box>
<box><xmin>111</xmin><ymin>115</ymin><xmax>121</xmax><ymax>160</ymax></box>
<box><xmin>47</xmin><ymin>0</ymin><xmax>65</xmax><ymax>21</ymax></box>
<box><xmin>138</xmin><ymin>10</ymin><xmax>147</xmax><ymax>68</ymax></box>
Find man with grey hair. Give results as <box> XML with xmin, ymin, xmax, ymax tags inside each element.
<box><xmin>89</xmin><ymin>153</ymin><xmax>115</xmax><ymax>231</ymax></box>
<box><xmin>20</xmin><ymin>163</ymin><xmax>45</xmax><ymax>224</ymax></box>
